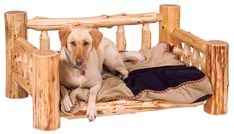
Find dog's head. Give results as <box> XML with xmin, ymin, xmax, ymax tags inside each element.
<box><xmin>59</xmin><ymin>26</ymin><xmax>103</xmax><ymax>67</ymax></box>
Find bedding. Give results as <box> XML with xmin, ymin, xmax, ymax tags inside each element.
<box><xmin>61</xmin><ymin>42</ymin><xmax>212</xmax><ymax>114</ymax></box>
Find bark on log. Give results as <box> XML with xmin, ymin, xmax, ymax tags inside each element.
<box><xmin>5</xmin><ymin>11</ymin><xmax>28</xmax><ymax>98</ymax></box>
<box><xmin>204</xmin><ymin>40</ymin><xmax>228</xmax><ymax>115</ymax></box>
<box><xmin>32</xmin><ymin>50</ymin><xmax>60</xmax><ymax>130</ymax></box>
<box><xmin>159</xmin><ymin>4</ymin><xmax>181</xmax><ymax>48</ymax></box>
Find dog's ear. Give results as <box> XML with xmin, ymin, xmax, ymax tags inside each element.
<box><xmin>89</xmin><ymin>28</ymin><xmax>103</xmax><ymax>49</ymax></box>
<box><xmin>58</xmin><ymin>26</ymin><xmax>72</xmax><ymax>47</ymax></box>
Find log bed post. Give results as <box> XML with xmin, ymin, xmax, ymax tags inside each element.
<box><xmin>32</xmin><ymin>50</ymin><xmax>60</xmax><ymax>130</ymax></box>
<box><xmin>204</xmin><ymin>40</ymin><xmax>229</xmax><ymax>115</ymax></box>
<box><xmin>159</xmin><ymin>4</ymin><xmax>181</xmax><ymax>48</ymax></box>
<box><xmin>5</xmin><ymin>11</ymin><xmax>28</xmax><ymax>98</ymax></box>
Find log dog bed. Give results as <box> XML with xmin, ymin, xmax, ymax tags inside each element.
<box><xmin>5</xmin><ymin>4</ymin><xmax>229</xmax><ymax>130</ymax></box>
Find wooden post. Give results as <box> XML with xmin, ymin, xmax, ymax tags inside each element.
<box><xmin>116</xmin><ymin>25</ymin><xmax>126</xmax><ymax>51</ymax></box>
<box><xmin>40</xmin><ymin>31</ymin><xmax>50</xmax><ymax>50</ymax></box>
<box><xmin>201</xmin><ymin>54</ymin><xmax>206</xmax><ymax>72</ymax></box>
<box><xmin>141</xmin><ymin>23</ymin><xmax>151</xmax><ymax>50</ymax></box>
<box><xmin>32</xmin><ymin>50</ymin><xmax>60</xmax><ymax>130</ymax></box>
<box><xmin>183</xmin><ymin>44</ymin><xmax>191</xmax><ymax>66</ymax></box>
<box><xmin>204</xmin><ymin>40</ymin><xmax>229</xmax><ymax>115</ymax></box>
<box><xmin>191</xmin><ymin>49</ymin><xmax>201</xmax><ymax>69</ymax></box>
<box><xmin>5</xmin><ymin>11</ymin><xmax>28</xmax><ymax>98</ymax></box>
<box><xmin>159</xmin><ymin>4</ymin><xmax>181</xmax><ymax>48</ymax></box>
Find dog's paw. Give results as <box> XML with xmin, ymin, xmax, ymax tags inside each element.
<box><xmin>63</xmin><ymin>95</ymin><xmax>73</xmax><ymax>111</ymax></box>
<box><xmin>86</xmin><ymin>104</ymin><xmax>97</xmax><ymax>121</ymax></box>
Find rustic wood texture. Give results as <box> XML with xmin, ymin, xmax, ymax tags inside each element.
<box><xmin>204</xmin><ymin>40</ymin><xmax>228</xmax><ymax>115</ymax></box>
<box><xmin>13</xmin><ymin>72</ymin><xmax>32</xmax><ymax>95</ymax></box>
<box><xmin>12</xmin><ymin>37</ymin><xmax>38</xmax><ymax>95</ymax></box>
<box><xmin>116</xmin><ymin>25</ymin><xmax>126</xmax><ymax>51</ymax></box>
<box><xmin>171</xmin><ymin>29</ymin><xmax>207</xmax><ymax>53</ymax></box>
<box><xmin>191</xmin><ymin>49</ymin><xmax>201</xmax><ymax>69</ymax></box>
<box><xmin>173</xmin><ymin>43</ymin><xmax>205</xmax><ymax>71</ymax></box>
<box><xmin>32</xmin><ymin>50</ymin><xmax>60</xmax><ymax>130</ymax></box>
<box><xmin>141</xmin><ymin>23</ymin><xmax>151</xmax><ymax>50</ymax></box>
<box><xmin>40</xmin><ymin>31</ymin><xmax>50</xmax><ymax>50</ymax></box>
<box><xmin>5</xmin><ymin>5</ymin><xmax>230</xmax><ymax>131</ymax></box>
<box><xmin>5</xmin><ymin>11</ymin><xmax>28</xmax><ymax>98</ymax></box>
<box><xmin>12</xmin><ymin>49</ymin><xmax>33</xmax><ymax>89</ymax></box>
<box><xmin>61</xmin><ymin>100</ymin><xmax>206</xmax><ymax>119</ymax></box>
<box><xmin>27</xmin><ymin>12</ymin><xmax>162</xmax><ymax>31</ymax></box>
<box><xmin>159</xmin><ymin>4</ymin><xmax>181</xmax><ymax>48</ymax></box>
<box><xmin>182</xmin><ymin>44</ymin><xmax>192</xmax><ymax>65</ymax></box>
<box><xmin>201</xmin><ymin>54</ymin><xmax>206</xmax><ymax>72</ymax></box>
<box><xmin>15</xmin><ymin>37</ymin><xmax>38</xmax><ymax>55</ymax></box>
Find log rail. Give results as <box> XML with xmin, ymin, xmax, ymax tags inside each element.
<box><xmin>27</xmin><ymin>12</ymin><xmax>162</xmax><ymax>30</ymax></box>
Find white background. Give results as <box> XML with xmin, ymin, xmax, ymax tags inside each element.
<box><xmin>0</xmin><ymin>0</ymin><xmax>233</xmax><ymax>134</ymax></box>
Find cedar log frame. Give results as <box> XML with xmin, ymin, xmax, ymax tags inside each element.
<box><xmin>5</xmin><ymin>4</ymin><xmax>228</xmax><ymax>130</ymax></box>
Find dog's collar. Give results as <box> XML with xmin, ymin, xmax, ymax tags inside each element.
<box><xmin>64</xmin><ymin>49</ymin><xmax>85</xmax><ymax>76</ymax></box>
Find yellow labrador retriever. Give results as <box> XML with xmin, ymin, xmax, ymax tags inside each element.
<box><xmin>59</xmin><ymin>26</ymin><xmax>145</xmax><ymax>121</ymax></box>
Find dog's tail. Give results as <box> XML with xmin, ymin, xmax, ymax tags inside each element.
<box><xmin>120</xmin><ymin>51</ymin><xmax>145</xmax><ymax>62</ymax></box>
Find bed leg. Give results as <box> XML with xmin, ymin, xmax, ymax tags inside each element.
<box><xmin>32</xmin><ymin>50</ymin><xmax>60</xmax><ymax>130</ymax></box>
<box><xmin>204</xmin><ymin>40</ymin><xmax>229</xmax><ymax>115</ymax></box>
<box><xmin>5</xmin><ymin>11</ymin><xmax>28</xmax><ymax>98</ymax></box>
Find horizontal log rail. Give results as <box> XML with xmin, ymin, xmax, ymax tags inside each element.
<box><xmin>13</xmin><ymin>72</ymin><xmax>32</xmax><ymax>95</ymax></box>
<box><xmin>15</xmin><ymin>37</ymin><xmax>38</xmax><ymax>54</ymax></box>
<box><xmin>27</xmin><ymin>12</ymin><xmax>162</xmax><ymax>31</ymax></box>
<box><xmin>171</xmin><ymin>29</ymin><xmax>207</xmax><ymax>53</ymax></box>
<box><xmin>61</xmin><ymin>100</ymin><xmax>206</xmax><ymax>119</ymax></box>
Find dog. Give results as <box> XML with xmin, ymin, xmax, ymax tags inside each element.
<box><xmin>59</xmin><ymin>26</ymin><xmax>145</xmax><ymax>121</ymax></box>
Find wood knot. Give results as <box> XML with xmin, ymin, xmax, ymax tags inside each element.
<box><xmin>52</xmin><ymin>76</ymin><xmax>55</xmax><ymax>82</ymax></box>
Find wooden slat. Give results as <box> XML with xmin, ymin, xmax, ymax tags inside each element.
<box><xmin>183</xmin><ymin>44</ymin><xmax>192</xmax><ymax>65</ymax></box>
<box><xmin>171</xmin><ymin>29</ymin><xmax>207</xmax><ymax>53</ymax></box>
<box><xmin>61</xmin><ymin>100</ymin><xmax>206</xmax><ymax>119</ymax></box>
<box><xmin>15</xmin><ymin>37</ymin><xmax>38</xmax><ymax>55</ymax></box>
<box><xmin>141</xmin><ymin>23</ymin><xmax>151</xmax><ymax>50</ymax></box>
<box><xmin>191</xmin><ymin>49</ymin><xmax>201</xmax><ymax>68</ymax></box>
<box><xmin>116</xmin><ymin>25</ymin><xmax>126</xmax><ymax>51</ymax></box>
<box><xmin>27</xmin><ymin>12</ymin><xmax>162</xmax><ymax>31</ymax></box>
<box><xmin>40</xmin><ymin>31</ymin><xmax>50</xmax><ymax>50</ymax></box>
<box><xmin>13</xmin><ymin>72</ymin><xmax>32</xmax><ymax>95</ymax></box>
<box><xmin>201</xmin><ymin>54</ymin><xmax>206</xmax><ymax>72</ymax></box>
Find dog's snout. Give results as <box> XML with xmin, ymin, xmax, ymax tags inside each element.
<box><xmin>75</xmin><ymin>58</ymin><xmax>83</xmax><ymax>66</ymax></box>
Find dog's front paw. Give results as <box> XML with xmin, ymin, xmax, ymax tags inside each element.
<box><xmin>63</xmin><ymin>95</ymin><xmax>73</xmax><ymax>111</ymax></box>
<box><xmin>86</xmin><ymin>104</ymin><xmax>97</xmax><ymax>121</ymax></box>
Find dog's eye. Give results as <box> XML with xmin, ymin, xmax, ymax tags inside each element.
<box><xmin>83</xmin><ymin>41</ymin><xmax>89</xmax><ymax>46</ymax></box>
<box><xmin>71</xmin><ymin>41</ymin><xmax>76</xmax><ymax>47</ymax></box>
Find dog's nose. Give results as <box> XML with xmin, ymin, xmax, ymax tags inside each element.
<box><xmin>75</xmin><ymin>58</ymin><xmax>83</xmax><ymax>66</ymax></box>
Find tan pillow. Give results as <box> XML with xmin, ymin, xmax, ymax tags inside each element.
<box><xmin>126</xmin><ymin>42</ymin><xmax>184</xmax><ymax>72</ymax></box>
